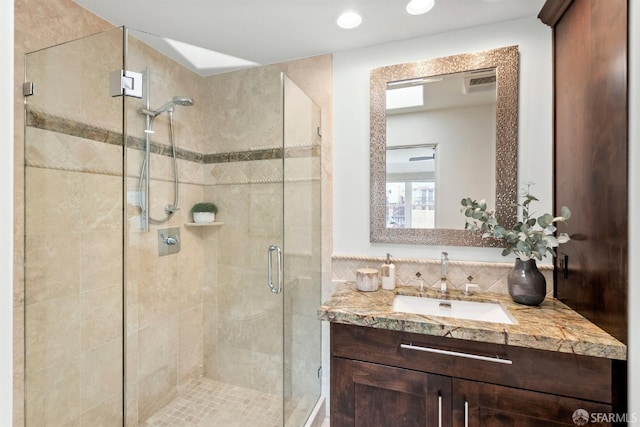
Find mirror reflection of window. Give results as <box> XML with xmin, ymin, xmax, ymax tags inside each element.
<box><xmin>386</xmin><ymin>145</ymin><xmax>436</xmax><ymax>229</ymax></box>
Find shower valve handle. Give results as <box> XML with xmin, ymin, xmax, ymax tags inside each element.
<box><xmin>161</xmin><ymin>233</ymin><xmax>178</xmax><ymax>245</ymax></box>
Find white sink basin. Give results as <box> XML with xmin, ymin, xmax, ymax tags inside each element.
<box><xmin>392</xmin><ymin>295</ymin><xmax>517</xmax><ymax>325</ymax></box>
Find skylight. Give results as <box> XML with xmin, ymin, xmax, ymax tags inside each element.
<box><xmin>165</xmin><ymin>38</ymin><xmax>258</xmax><ymax>73</ymax></box>
<box><xmin>386</xmin><ymin>85</ymin><xmax>424</xmax><ymax>110</ymax></box>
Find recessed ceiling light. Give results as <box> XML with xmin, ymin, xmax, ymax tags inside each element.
<box><xmin>406</xmin><ymin>0</ymin><xmax>435</xmax><ymax>15</ymax></box>
<box><xmin>337</xmin><ymin>11</ymin><xmax>363</xmax><ymax>29</ymax></box>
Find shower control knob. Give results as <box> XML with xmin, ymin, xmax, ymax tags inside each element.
<box><xmin>161</xmin><ymin>233</ymin><xmax>178</xmax><ymax>245</ymax></box>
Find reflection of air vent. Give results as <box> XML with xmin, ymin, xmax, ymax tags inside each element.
<box><xmin>469</xmin><ymin>75</ymin><xmax>496</xmax><ymax>86</ymax></box>
<box><xmin>462</xmin><ymin>69</ymin><xmax>496</xmax><ymax>94</ymax></box>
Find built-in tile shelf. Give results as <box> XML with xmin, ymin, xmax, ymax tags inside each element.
<box><xmin>184</xmin><ymin>222</ymin><xmax>224</xmax><ymax>227</ymax></box>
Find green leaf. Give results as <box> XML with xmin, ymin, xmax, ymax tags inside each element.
<box><xmin>544</xmin><ymin>236</ymin><xmax>559</xmax><ymax>247</ymax></box>
<box><xmin>537</xmin><ymin>213</ymin><xmax>553</xmax><ymax>228</ymax></box>
<box><xmin>461</xmin><ymin>191</ymin><xmax>571</xmax><ymax>259</ymax></box>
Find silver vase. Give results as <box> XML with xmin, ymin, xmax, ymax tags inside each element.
<box><xmin>507</xmin><ymin>259</ymin><xmax>546</xmax><ymax>306</ymax></box>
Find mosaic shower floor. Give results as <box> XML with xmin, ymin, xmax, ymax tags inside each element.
<box><xmin>140</xmin><ymin>377</ymin><xmax>312</xmax><ymax>427</ymax></box>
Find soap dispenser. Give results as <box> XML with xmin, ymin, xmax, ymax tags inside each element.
<box><xmin>380</xmin><ymin>253</ymin><xmax>396</xmax><ymax>290</ymax></box>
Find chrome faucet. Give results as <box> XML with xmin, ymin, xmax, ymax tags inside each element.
<box><xmin>440</xmin><ymin>252</ymin><xmax>449</xmax><ymax>294</ymax></box>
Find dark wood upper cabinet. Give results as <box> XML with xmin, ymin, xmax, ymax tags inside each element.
<box><xmin>541</xmin><ymin>0</ymin><xmax>628</xmax><ymax>345</ymax></box>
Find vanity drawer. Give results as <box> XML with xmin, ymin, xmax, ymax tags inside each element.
<box><xmin>331</xmin><ymin>323</ymin><xmax>616</xmax><ymax>403</ymax></box>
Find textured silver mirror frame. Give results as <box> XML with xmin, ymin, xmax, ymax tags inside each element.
<box><xmin>370</xmin><ymin>45</ymin><xmax>519</xmax><ymax>246</ymax></box>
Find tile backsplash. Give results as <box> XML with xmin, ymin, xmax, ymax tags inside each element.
<box><xmin>332</xmin><ymin>254</ymin><xmax>554</xmax><ymax>297</ymax></box>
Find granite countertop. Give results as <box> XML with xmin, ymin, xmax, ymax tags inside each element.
<box><xmin>318</xmin><ymin>282</ymin><xmax>627</xmax><ymax>360</ymax></box>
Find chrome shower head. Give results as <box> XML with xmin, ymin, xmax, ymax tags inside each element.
<box><xmin>142</xmin><ymin>96</ymin><xmax>194</xmax><ymax>117</ymax></box>
<box><xmin>171</xmin><ymin>96</ymin><xmax>194</xmax><ymax>107</ymax></box>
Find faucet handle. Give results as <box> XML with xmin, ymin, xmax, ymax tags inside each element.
<box><xmin>464</xmin><ymin>283</ymin><xmax>479</xmax><ymax>296</ymax></box>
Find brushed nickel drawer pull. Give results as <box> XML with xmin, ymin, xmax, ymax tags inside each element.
<box><xmin>464</xmin><ymin>400</ymin><xmax>469</xmax><ymax>427</ymax></box>
<box><xmin>400</xmin><ymin>343</ymin><xmax>513</xmax><ymax>365</ymax></box>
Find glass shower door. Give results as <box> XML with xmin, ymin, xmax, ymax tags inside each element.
<box><xmin>23</xmin><ymin>27</ymin><xmax>126</xmax><ymax>426</ymax></box>
<box><xmin>283</xmin><ymin>75</ymin><xmax>323</xmax><ymax>426</ymax></box>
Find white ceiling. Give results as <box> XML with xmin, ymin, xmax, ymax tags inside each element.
<box><xmin>73</xmin><ymin>0</ymin><xmax>545</xmax><ymax>76</ymax></box>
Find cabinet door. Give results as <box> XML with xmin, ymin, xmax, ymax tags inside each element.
<box><xmin>453</xmin><ymin>379</ymin><xmax>613</xmax><ymax>427</ymax></box>
<box><xmin>332</xmin><ymin>357</ymin><xmax>451</xmax><ymax>427</ymax></box>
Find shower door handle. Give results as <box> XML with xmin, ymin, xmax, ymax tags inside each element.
<box><xmin>268</xmin><ymin>244</ymin><xmax>283</xmax><ymax>294</ymax></box>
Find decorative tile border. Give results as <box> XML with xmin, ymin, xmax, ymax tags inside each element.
<box><xmin>27</xmin><ymin>108</ymin><xmax>320</xmax><ymax>166</ymax></box>
<box><xmin>26</xmin><ymin>108</ymin><xmax>122</xmax><ymax>146</ymax></box>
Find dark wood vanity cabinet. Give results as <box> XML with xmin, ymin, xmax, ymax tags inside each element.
<box><xmin>331</xmin><ymin>324</ymin><xmax>620</xmax><ymax>427</ymax></box>
<box><xmin>452</xmin><ymin>380</ymin><xmax>612</xmax><ymax>426</ymax></box>
<box><xmin>333</xmin><ymin>358</ymin><xmax>452</xmax><ymax>426</ymax></box>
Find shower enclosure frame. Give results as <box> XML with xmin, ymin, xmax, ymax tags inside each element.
<box><xmin>23</xmin><ymin>25</ymin><xmax>323</xmax><ymax>427</ymax></box>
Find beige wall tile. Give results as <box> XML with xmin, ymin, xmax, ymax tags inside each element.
<box><xmin>25</xmin><ymin>167</ymin><xmax>83</xmax><ymax>236</ymax></box>
<box><xmin>203</xmin><ymin>67</ymin><xmax>283</xmax><ymax>154</ymax></box>
<box><xmin>80</xmin><ymin>339</ymin><xmax>122</xmax><ymax>412</ymax></box>
<box><xmin>25</xmin><ymin>295</ymin><xmax>81</xmax><ymax>371</ymax></box>
<box><xmin>80</xmin><ymin>393</ymin><xmax>123</xmax><ymax>427</ymax></box>
<box><xmin>79</xmin><ymin>173</ymin><xmax>122</xmax><ymax>233</ymax></box>
<box><xmin>214</xmin><ymin>346</ymin><xmax>253</xmax><ymax>388</ymax></box>
<box><xmin>177</xmin><ymin>305</ymin><xmax>204</xmax><ymax>385</ymax></box>
<box><xmin>125</xmin><ymin>380</ymin><xmax>139</xmax><ymax>427</ymax></box>
<box><xmin>126</xmin><ymin>279</ymin><xmax>139</xmax><ymax>336</ymax></box>
<box><xmin>137</xmin><ymin>316</ymin><xmax>178</xmax><ymax>380</ymax></box>
<box><xmin>137</xmin><ymin>363</ymin><xmax>178</xmax><ymax>423</ymax></box>
<box><xmin>25</xmin><ymin>357</ymin><xmax>82</xmax><ymax>426</ymax></box>
<box><xmin>25</xmin><ymin>128</ymin><xmax>123</xmax><ymax>176</ymax></box>
<box><xmin>250</xmin><ymin>352</ymin><xmax>283</xmax><ymax>394</ymax></box>
<box><xmin>80</xmin><ymin>230</ymin><xmax>122</xmax><ymax>292</ymax></box>
<box><xmin>80</xmin><ymin>285</ymin><xmax>122</xmax><ymax>351</ymax></box>
<box><xmin>138</xmin><ymin>272</ymin><xmax>179</xmax><ymax>329</ymax></box>
<box><xmin>24</xmin><ymin>233</ymin><xmax>80</xmax><ymax>305</ymax></box>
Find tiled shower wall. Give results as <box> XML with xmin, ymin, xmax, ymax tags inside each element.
<box><xmin>21</xmin><ymin>21</ymin><xmax>331</xmax><ymax>427</ymax></box>
<box><xmin>124</xmin><ymin>34</ymin><xmax>208</xmax><ymax>426</ymax></box>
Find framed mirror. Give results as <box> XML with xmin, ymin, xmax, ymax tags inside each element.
<box><xmin>370</xmin><ymin>45</ymin><xmax>519</xmax><ymax>246</ymax></box>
